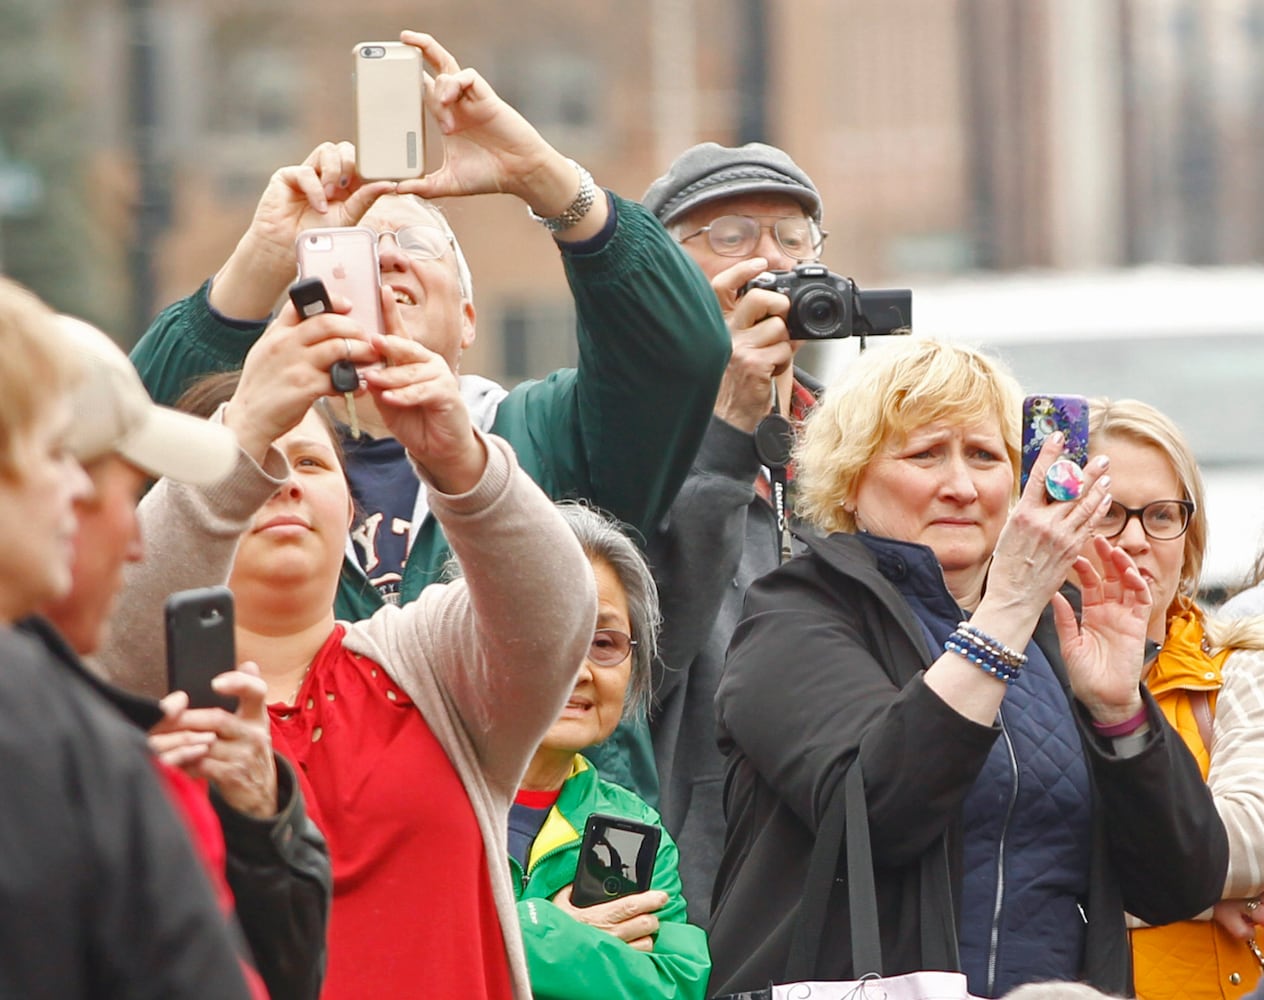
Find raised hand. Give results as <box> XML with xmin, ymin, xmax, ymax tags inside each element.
<box><xmin>223</xmin><ymin>291</ymin><xmax>378</xmax><ymax>464</ymax></box>
<box><xmin>362</xmin><ymin>286</ymin><xmax>486</xmax><ymax>495</ymax></box>
<box><xmin>394</xmin><ymin>33</ymin><xmax>608</xmax><ymax>239</ymax></box>
<box><xmin>709</xmin><ymin>257</ymin><xmax>793</xmax><ymax>433</ymax></box>
<box><xmin>984</xmin><ymin>433</ymin><xmax>1113</xmax><ymax>630</ymax></box>
<box><xmin>1052</xmin><ymin>535</ymin><xmax>1152</xmax><ymax>723</ymax></box>
<box><xmin>394</xmin><ymin>33</ymin><xmax>553</xmax><ymax>201</ymax></box>
<box><xmin>210</xmin><ymin>141</ymin><xmax>396</xmax><ymax>319</ymax></box>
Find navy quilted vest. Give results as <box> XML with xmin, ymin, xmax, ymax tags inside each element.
<box><xmin>859</xmin><ymin>535</ymin><xmax>1093</xmax><ymax>998</ymax></box>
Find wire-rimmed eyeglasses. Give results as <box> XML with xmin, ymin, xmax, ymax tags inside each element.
<box><xmin>678</xmin><ymin>214</ymin><xmax>826</xmax><ymax>261</ymax></box>
<box><xmin>588</xmin><ymin>628</ymin><xmax>637</xmax><ymax>667</ymax></box>
<box><xmin>375</xmin><ymin>225</ymin><xmax>456</xmax><ymax>262</ymax></box>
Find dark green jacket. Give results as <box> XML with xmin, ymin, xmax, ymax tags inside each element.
<box><xmin>510</xmin><ymin>755</ymin><xmax>710</xmax><ymax>1000</ymax></box>
<box><xmin>130</xmin><ymin>196</ymin><xmax>729</xmax><ymax>802</ymax></box>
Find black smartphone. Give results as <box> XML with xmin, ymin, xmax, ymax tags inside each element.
<box><xmin>570</xmin><ymin>813</ymin><xmax>661</xmax><ymax>907</ymax></box>
<box><xmin>1020</xmin><ymin>394</ymin><xmax>1090</xmax><ymax>493</ymax></box>
<box><xmin>288</xmin><ymin>275</ymin><xmax>333</xmax><ymax>318</ymax></box>
<box><xmin>164</xmin><ymin>586</ymin><xmax>239</xmax><ymax>712</ymax></box>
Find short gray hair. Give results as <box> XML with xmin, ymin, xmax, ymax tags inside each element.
<box><xmin>554</xmin><ymin>501</ymin><xmax>659</xmax><ymax>718</ymax></box>
<box><xmin>401</xmin><ymin>194</ymin><xmax>475</xmax><ymax>302</ymax></box>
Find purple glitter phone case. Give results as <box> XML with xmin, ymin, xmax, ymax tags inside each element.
<box><xmin>1021</xmin><ymin>394</ymin><xmax>1090</xmax><ymax>493</ymax></box>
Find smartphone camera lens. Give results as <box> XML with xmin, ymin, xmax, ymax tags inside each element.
<box><xmin>361</xmin><ymin>45</ymin><xmax>385</xmax><ymax>58</ymax></box>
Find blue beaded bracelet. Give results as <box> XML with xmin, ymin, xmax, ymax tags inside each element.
<box><xmin>945</xmin><ymin>632</ymin><xmax>1022</xmax><ymax>684</ymax></box>
<box><xmin>955</xmin><ymin>621</ymin><xmax>1028</xmax><ymax>668</ymax></box>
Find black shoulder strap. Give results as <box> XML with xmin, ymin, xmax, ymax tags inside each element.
<box><xmin>785</xmin><ymin>762</ymin><xmax>882</xmax><ymax>979</ymax></box>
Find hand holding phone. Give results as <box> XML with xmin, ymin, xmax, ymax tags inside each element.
<box><xmin>570</xmin><ymin>813</ymin><xmax>661</xmax><ymax>907</ymax></box>
<box><xmin>165</xmin><ymin>586</ymin><xmax>239</xmax><ymax>712</ymax></box>
<box><xmin>289</xmin><ymin>276</ymin><xmax>362</xmax><ymax>437</ymax></box>
<box><xmin>354</xmin><ymin>42</ymin><xmax>425</xmax><ymax>181</ymax></box>
<box><xmin>1021</xmin><ymin>394</ymin><xmax>1090</xmax><ymax>498</ymax></box>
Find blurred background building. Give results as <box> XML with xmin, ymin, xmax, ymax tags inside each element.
<box><xmin>3</xmin><ymin>0</ymin><xmax>1263</xmax><ymax>591</ymax></box>
<box><xmin>2</xmin><ymin>0</ymin><xmax>1262</xmax><ymax>375</ymax></box>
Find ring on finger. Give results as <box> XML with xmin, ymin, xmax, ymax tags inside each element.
<box><xmin>1247</xmin><ymin>897</ymin><xmax>1261</xmax><ymax>912</ymax></box>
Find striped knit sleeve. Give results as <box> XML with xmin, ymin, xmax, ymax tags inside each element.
<box><xmin>1207</xmin><ymin>648</ymin><xmax>1264</xmax><ymax>897</ymax></box>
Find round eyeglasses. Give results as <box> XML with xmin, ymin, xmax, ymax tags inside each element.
<box><xmin>375</xmin><ymin>225</ymin><xmax>455</xmax><ymax>262</ymax></box>
<box><xmin>1098</xmin><ymin>499</ymin><xmax>1195</xmax><ymax>541</ymax></box>
<box><xmin>678</xmin><ymin>214</ymin><xmax>826</xmax><ymax>261</ymax></box>
<box><xmin>588</xmin><ymin>628</ymin><xmax>637</xmax><ymax>667</ymax></box>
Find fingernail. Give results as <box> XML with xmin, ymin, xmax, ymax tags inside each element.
<box><xmin>324</xmin><ymin>183</ymin><xmax>336</xmax><ymax>200</ymax></box>
<box><xmin>1050</xmin><ymin>431</ymin><xmax>1063</xmax><ymax>445</ymax></box>
<box><xmin>1095</xmin><ymin>456</ymin><xmax>1110</xmax><ymax>470</ymax></box>
<box><xmin>1099</xmin><ymin>475</ymin><xmax>1111</xmax><ymax>490</ymax></box>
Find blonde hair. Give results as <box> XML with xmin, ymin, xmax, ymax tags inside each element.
<box><xmin>794</xmin><ymin>338</ymin><xmax>1023</xmax><ymax>534</ymax></box>
<box><xmin>0</xmin><ymin>278</ymin><xmax>80</xmax><ymax>478</ymax></box>
<box><xmin>1087</xmin><ymin>397</ymin><xmax>1264</xmax><ymax>653</ymax></box>
<box><xmin>1087</xmin><ymin>398</ymin><xmax>1206</xmax><ymax>611</ymax></box>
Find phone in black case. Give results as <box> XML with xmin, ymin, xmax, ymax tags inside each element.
<box><xmin>164</xmin><ymin>586</ymin><xmax>239</xmax><ymax>712</ymax></box>
<box><xmin>570</xmin><ymin>813</ymin><xmax>661</xmax><ymax>907</ymax></box>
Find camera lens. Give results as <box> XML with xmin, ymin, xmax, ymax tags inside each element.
<box><xmin>361</xmin><ymin>45</ymin><xmax>385</xmax><ymax>58</ymax></box>
<box><xmin>794</xmin><ymin>287</ymin><xmax>844</xmax><ymax>339</ymax></box>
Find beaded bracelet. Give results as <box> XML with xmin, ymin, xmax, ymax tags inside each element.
<box><xmin>944</xmin><ymin>632</ymin><xmax>1022</xmax><ymax>685</ymax></box>
<box><xmin>955</xmin><ymin>621</ymin><xmax>1028</xmax><ymax>669</ymax></box>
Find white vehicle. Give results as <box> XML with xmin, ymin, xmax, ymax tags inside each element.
<box><xmin>819</xmin><ymin>266</ymin><xmax>1264</xmax><ymax>598</ymax></box>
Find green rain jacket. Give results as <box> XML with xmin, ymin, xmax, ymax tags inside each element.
<box><xmin>511</xmin><ymin>755</ymin><xmax>710</xmax><ymax>1000</ymax></box>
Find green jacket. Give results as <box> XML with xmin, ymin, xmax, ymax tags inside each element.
<box><xmin>130</xmin><ymin>196</ymin><xmax>729</xmax><ymax>804</ymax></box>
<box><xmin>511</xmin><ymin>755</ymin><xmax>710</xmax><ymax>1000</ymax></box>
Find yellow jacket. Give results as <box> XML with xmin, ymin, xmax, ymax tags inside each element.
<box><xmin>1131</xmin><ymin>611</ymin><xmax>1258</xmax><ymax>999</ymax></box>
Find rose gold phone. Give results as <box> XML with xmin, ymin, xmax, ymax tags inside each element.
<box><xmin>295</xmin><ymin>226</ymin><xmax>384</xmax><ymax>339</ymax></box>
<box><xmin>353</xmin><ymin>42</ymin><xmax>424</xmax><ymax>181</ymax></box>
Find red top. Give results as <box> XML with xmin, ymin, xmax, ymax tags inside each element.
<box><xmin>270</xmin><ymin>626</ymin><xmax>513</xmax><ymax>1000</ymax></box>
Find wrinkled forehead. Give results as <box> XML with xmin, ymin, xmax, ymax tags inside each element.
<box><xmin>676</xmin><ymin>191</ymin><xmax>812</xmax><ymax>230</ymax></box>
<box><xmin>362</xmin><ymin>193</ymin><xmax>450</xmax><ymax>234</ymax></box>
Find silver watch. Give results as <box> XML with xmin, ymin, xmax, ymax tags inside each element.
<box><xmin>527</xmin><ymin>159</ymin><xmax>597</xmax><ymax>232</ymax></box>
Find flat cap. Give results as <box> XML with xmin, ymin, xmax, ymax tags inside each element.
<box><xmin>642</xmin><ymin>141</ymin><xmax>822</xmax><ymax>226</ymax></box>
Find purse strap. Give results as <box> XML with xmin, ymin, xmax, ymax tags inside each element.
<box><xmin>785</xmin><ymin>761</ymin><xmax>883</xmax><ymax>979</ymax></box>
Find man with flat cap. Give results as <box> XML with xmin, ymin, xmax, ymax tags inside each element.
<box><xmin>641</xmin><ymin>142</ymin><xmax>828</xmax><ymax>922</ymax></box>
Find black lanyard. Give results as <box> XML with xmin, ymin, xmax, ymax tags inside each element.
<box><xmin>754</xmin><ymin>382</ymin><xmax>795</xmax><ymax>565</ymax></box>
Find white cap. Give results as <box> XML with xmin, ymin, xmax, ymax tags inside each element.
<box><xmin>58</xmin><ymin>315</ymin><xmax>238</xmax><ymax>487</ymax></box>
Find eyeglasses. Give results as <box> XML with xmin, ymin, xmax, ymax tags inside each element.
<box><xmin>588</xmin><ymin>628</ymin><xmax>637</xmax><ymax>667</ymax></box>
<box><xmin>678</xmin><ymin>215</ymin><xmax>827</xmax><ymax>261</ymax></box>
<box><xmin>375</xmin><ymin>225</ymin><xmax>455</xmax><ymax>262</ymax></box>
<box><xmin>1098</xmin><ymin>499</ymin><xmax>1195</xmax><ymax>541</ymax></box>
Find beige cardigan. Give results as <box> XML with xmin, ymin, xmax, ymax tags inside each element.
<box><xmin>97</xmin><ymin>432</ymin><xmax>597</xmax><ymax>999</ymax></box>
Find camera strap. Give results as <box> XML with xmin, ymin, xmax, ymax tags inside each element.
<box><xmin>754</xmin><ymin>382</ymin><xmax>796</xmax><ymax>565</ymax></box>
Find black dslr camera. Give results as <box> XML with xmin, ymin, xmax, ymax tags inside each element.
<box><xmin>742</xmin><ymin>263</ymin><xmax>912</xmax><ymax>341</ymax></box>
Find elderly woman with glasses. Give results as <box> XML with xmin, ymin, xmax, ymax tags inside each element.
<box><xmin>1086</xmin><ymin>398</ymin><xmax>1264</xmax><ymax>1000</ymax></box>
<box><xmin>485</xmin><ymin>503</ymin><xmax>709</xmax><ymax>1000</ymax></box>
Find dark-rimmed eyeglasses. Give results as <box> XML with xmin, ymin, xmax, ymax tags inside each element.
<box><xmin>375</xmin><ymin>225</ymin><xmax>455</xmax><ymax>262</ymax></box>
<box><xmin>588</xmin><ymin>628</ymin><xmax>637</xmax><ymax>667</ymax></box>
<box><xmin>678</xmin><ymin>215</ymin><xmax>826</xmax><ymax>261</ymax></box>
<box><xmin>1098</xmin><ymin>499</ymin><xmax>1195</xmax><ymax>541</ymax></box>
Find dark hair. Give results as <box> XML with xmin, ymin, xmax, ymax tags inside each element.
<box><xmin>173</xmin><ymin>369</ymin><xmax>347</xmax><ymax>474</ymax></box>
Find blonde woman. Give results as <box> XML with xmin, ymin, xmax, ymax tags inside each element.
<box><xmin>1087</xmin><ymin>398</ymin><xmax>1264</xmax><ymax>999</ymax></box>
